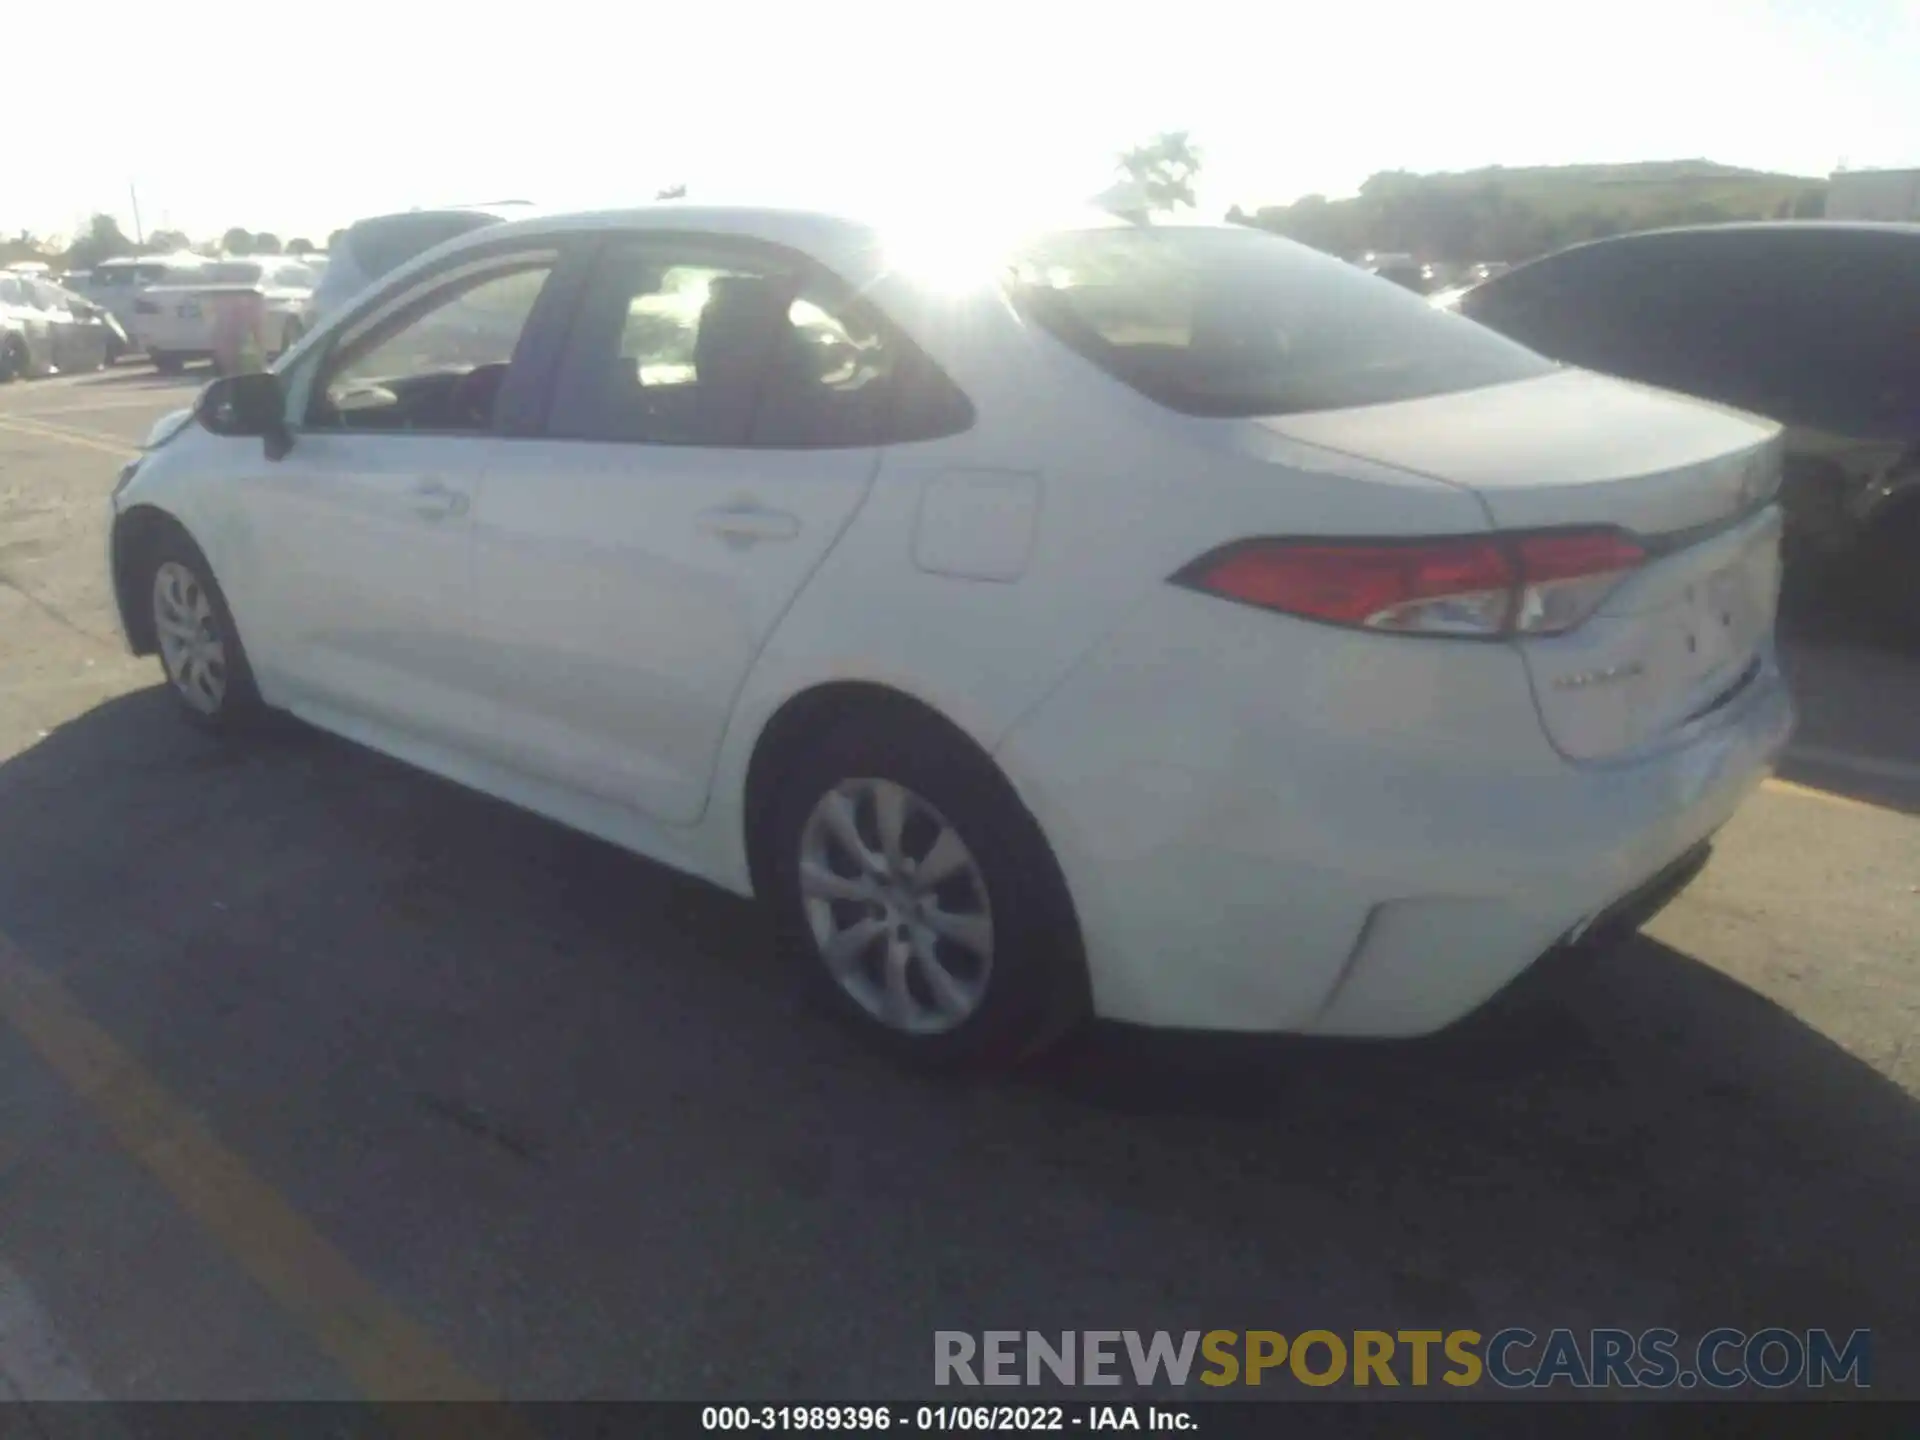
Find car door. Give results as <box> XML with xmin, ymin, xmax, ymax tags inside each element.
<box><xmin>461</xmin><ymin>233</ymin><xmax>969</xmax><ymax>825</ymax></box>
<box><xmin>234</xmin><ymin>243</ymin><xmax>577</xmax><ymax>754</ymax></box>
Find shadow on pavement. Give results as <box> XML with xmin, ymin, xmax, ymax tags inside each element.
<box><xmin>0</xmin><ymin>687</ymin><xmax>1912</xmax><ymax>1397</ymax></box>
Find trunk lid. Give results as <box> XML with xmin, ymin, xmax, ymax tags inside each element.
<box><xmin>1259</xmin><ymin>368</ymin><xmax>1787</xmax><ymax>760</ymax></box>
<box><xmin>1259</xmin><ymin>367</ymin><xmax>1782</xmax><ymax>534</ymax></box>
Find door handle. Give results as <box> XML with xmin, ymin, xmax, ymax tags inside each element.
<box><xmin>409</xmin><ymin>478</ymin><xmax>470</xmax><ymax>520</ymax></box>
<box><xmin>696</xmin><ymin>501</ymin><xmax>801</xmax><ymax>546</ymax></box>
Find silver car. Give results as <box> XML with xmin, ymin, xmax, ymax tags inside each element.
<box><xmin>0</xmin><ymin>275</ymin><xmax>127</xmax><ymax>380</ymax></box>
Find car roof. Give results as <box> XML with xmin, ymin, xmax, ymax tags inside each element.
<box><xmin>346</xmin><ymin>202</ymin><xmax>538</xmax><ymax>229</ymax></box>
<box><xmin>1549</xmin><ymin>219</ymin><xmax>1920</xmax><ymax>255</ymax></box>
<box><xmin>469</xmin><ymin>201</ymin><xmax>1162</xmax><ymax>266</ymax></box>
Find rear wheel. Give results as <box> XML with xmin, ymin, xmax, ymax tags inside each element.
<box><xmin>151</xmin><ymin>350</ymin><xmax>185</xmax><ymax>375</ymax></box>
<box><xmin>760</xmin><ymin>709</ymin><xmax>1086</xmax><ymax>1069</ymax></box>
<box><xmin>0</xmin><ymin>334</ymin><xmax>26</xmax><ymax>383</ymax></box>
<box><xmin>147</xmin><ymin>532</ymin><xmax>262</xmax><ymax>732</ymax></box>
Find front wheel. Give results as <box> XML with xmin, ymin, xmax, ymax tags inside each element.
<box><xmin>761</xmin><ymin>711</ymin><xmax>1087</xmax><ymax>1069</ymax></box>
<box><xmin>148</xmin><ymin>534</ymin><xmax>262</xmax><ymax>732</ymax></box>
<box><xmin>151</xmin><ymin>350</ymin><xmax>185</xmax><ymax>375</ymax></box>
<box><xmin>0</xmin><ymin>334</ymin><xmax>27</xmax><ymax>383</ymax></box>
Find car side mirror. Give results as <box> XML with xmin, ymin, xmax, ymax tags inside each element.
<box><xmin>197</xmin><ymin>371</ymin><xmax>293</xmax><ymax>460</ymax></box>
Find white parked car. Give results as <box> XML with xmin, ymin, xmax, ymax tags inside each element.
<box><xmin>107</xmin><ymin>206</ymin><xmax>1795</xmax><ymax>1066</ymax></box>
<box><xmin>132</xmin><ymin>257</ymin><xmax>321</xmax><ymax>372</ymax></box>
<box><xmin>71</xmin><ymin>253</ymin><xmax>206</xmax><ymax>338</ymax></box>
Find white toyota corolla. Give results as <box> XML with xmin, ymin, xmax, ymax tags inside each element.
<box><xmin>108</xmin><ymin>205</ymin><xmax>1795</xmax><ymax>1065</ymax></box>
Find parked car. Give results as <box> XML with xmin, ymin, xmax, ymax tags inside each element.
<box><xmin>304</xmin><ymin>205</ymin><xmax>531</xmax><ymax>325</ymax></box>
<box><xmin>108</xmin><ymin>206</ymin><xmax>1792</xmax><ymax>1066</ymax></box>
<box><xmin>131</xmin><ymin>258</ymin><xmax>321</xmax><ymax>373</ymax></box>
<box><xmin>1360</xmin><ymin>252</ymin><xmax>1436</xmax><ymax>292</ymax></box>
<box><xmin>0</xmin><ymin>274</ymin><xmax>126</xmax><ymax>379</ymax></box>
<box><xmin>1453</xmin><ymin>222</ymin><xmax>1920</xmax><ymax>632</ymax></box>
<box><xmin>69</xmin><ymin>254</ymin><xmax>207</xmax><ymax>343</ymax></box>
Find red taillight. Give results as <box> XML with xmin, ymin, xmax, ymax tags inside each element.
<box><xmin>1511</xmin><ymin>530</ymin><xmax>1646</xmax><ymax>635</ymax></box>
<box><xmin>1175</xmin><ymin>528</ymin><xmax>1645</xmax><ymax>639</ymax></box>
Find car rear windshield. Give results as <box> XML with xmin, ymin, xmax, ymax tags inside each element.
<box><xmin>1005</xmin><ymin>226</ymin><xmax>1554</xmax><ymax>418</ymax></box>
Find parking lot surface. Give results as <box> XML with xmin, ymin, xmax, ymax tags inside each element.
<box><xmin>0</xmin><ymin>369</ymin><xmax>1915</xmax><ymax>1402</ymax></box>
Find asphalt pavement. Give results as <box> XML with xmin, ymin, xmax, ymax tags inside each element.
<box><xmin>0</xmin><ymin>367</ymin><xmax>1914</xmax><ymax>1406</ymax></box>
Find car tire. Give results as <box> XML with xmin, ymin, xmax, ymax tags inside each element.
<box><xmin>0</xmin><ymin>334</ymin><xmax>26</xmax><ymax>383</ymax></box>
<box><xmin>146</xmin><ymin>529</ymin><xmax>263</xmax><ymax>733</ymax></box>
<box><xmin>151</xmin><ymin>350</ymin><xmax>184</xmax><ymax>375</ymax></box>
<box><xmin>760</xmin><ymin>707</ymin><xmax>1087</xmax><ymax>1070</ymax></box>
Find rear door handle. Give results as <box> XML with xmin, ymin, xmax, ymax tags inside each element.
<box><xmin>409</xmin><ymin>478</ymin><xmax>470</xmax><ymax>520</ymax></box>
<box><xmin>696</xmin><ymin>501</ymin><xmax>801</xmax><ymax>546</ymax></box>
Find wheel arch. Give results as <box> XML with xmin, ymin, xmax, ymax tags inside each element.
<box><xmin>739</xmin><ymin>681</ymin><xmax>1080</xmax><ymax>939</ymax></box>
<box><xmin>111</xmin><ymin>504</ymin><xmax>203</xmax><ymax>655</ymax></box>
<box><xmin>737</xmin><ymin>676</ymin><xmax>1092</xmax><ymax>1041</ymax></box>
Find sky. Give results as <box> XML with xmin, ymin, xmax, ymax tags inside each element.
<box><xmin>10</xmin><ymin>0</ymin><xmax>1919</xmax><ymax>247</ymax></box>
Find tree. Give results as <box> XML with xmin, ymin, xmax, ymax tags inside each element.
<box><xmin>252</xmin><ymin>233</ymin><xmax>283</xmax><ymax>254</ymax></box>
<box><xmin>220</xmin><ymin>227</ymin><xmax>255</xmax><ymax>256</ymax></box>
<box><xmin>1116</xmin><ymin>130</ymin><xmax>1202</xmax><ymax>213</ymax></box>
<box><xmin>286</xmin><ymin>237</ymin><xmax>315</xmax><ymax>255</ymax></box>
<box><xmin>146</xmin><ymin>229</ymin><xmax>192</xmax><ymax>254</ymax></box>
<box><xmin>654</xmin><ymin>183</ymin><xmax>687</xmax><ymax>201</ymax></box>
<box><xmin>67</xmin><ymin>214</ymin><xmax>136</xmax><ymax>270</ymax></box>
<box><xmin>0</xmin><ymin>231</ymin><xmax>50</xmax><ymax>269</ymax></box>
<box><xmin>1224</xmin><ymin>204</ymin><xmax>1249</xmax><ymax>225</ymax></box>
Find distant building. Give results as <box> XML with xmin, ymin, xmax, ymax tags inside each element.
<box><xmin>1824</xmin><ymin>168</ymin><xmax>1920</xmax><ymax>222</ymax></box>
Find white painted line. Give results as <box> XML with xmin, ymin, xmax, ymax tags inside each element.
<box><xmin>1784</xmin><ymin>743</ymin><xmax>1920</xmax><ymax>786</ymax></box>
<box><xmin>0</xmin><ymin>1258</ymin><xmax>105</xmax><ymax>1400</ymax></box>
<box><xmin>0</xmin><ymin>414</ymin><xmax>140</xmax><ymax>459</ymax></box>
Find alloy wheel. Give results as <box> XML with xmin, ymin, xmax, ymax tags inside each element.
<box><xmin>796</xmin><ymin>777</ymin><xmax>995</xmax><ymax>1035</ymax></box>
<box><xmin>152</xmin><ymin>560</ymin><xmax>228</xmax><ymax>714</ymax></box>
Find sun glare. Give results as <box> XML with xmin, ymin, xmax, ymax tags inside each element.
<box><xmin>881</xmin><ymin>218</ymin><xmax>1026</xmax><ymax>294</ymax></box>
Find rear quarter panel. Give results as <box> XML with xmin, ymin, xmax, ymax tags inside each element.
<box><xmin>698</xmin><ymin>284</ymin><xmax>1496</xmax><ymax>891</ymax></box>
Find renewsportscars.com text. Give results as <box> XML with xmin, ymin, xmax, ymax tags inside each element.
<box><xmin>934</xmin><ymin>1328</ymin><xmax>1871</xmax><ymax>1390</ymax></box>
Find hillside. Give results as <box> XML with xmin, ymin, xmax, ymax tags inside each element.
<box><xmin>1236</xmin><ymin>160</ymin><xmax>1829</xmax><ymax>263</ymax></box>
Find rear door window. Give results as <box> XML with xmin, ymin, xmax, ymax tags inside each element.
<box><xmin>1006</xmin><ymin>225</ymin><xmax>1552</xmax><ymax>417</ymax></box>
<box><xmin>546</xmin><ymin>238</ymin><xmax>973</xmax><ymax>448</ymax></box>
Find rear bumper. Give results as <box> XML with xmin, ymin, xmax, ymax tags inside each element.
<box><xmin>996</xmin><ymin>589</ymin><xmax>1794</xmax><ymax>1038</ymax></box>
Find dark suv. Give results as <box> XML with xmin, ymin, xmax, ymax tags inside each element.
<box><xmin>1456</xmin><ymin>222</ymin><xmax>1920</xmax><ymax>632</ymax></box>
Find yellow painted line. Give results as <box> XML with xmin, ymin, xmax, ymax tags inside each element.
<box><xmin>1762</xmin><ymin>776</ymin><xmax>1904</xmax><ymax>816</ymax></box>
<box><xmin>0</xmin><ymin>929</ymin><xmax>529</xmax><ymax>1426</ymax></box>
<box><xmin>0</xmin><ymin>415</ymin><xmax>139</xmax><ymax>459</ymax></box>
<box><xmin>9</xmin><ymin>395</ymin><xmax>197</xmax><ymax>417</ymax></box>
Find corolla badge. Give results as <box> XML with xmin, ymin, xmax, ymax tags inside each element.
<box><xmin>1552</xmin><ymin>661</ymin><xmax>1646</xmax><ymax>691</ymax></box>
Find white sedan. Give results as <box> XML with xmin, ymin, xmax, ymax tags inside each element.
<box><xmin>107</xmin><ymin>205</ymin><xmax>1794</xmax><ymax>1066</ymax></box>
